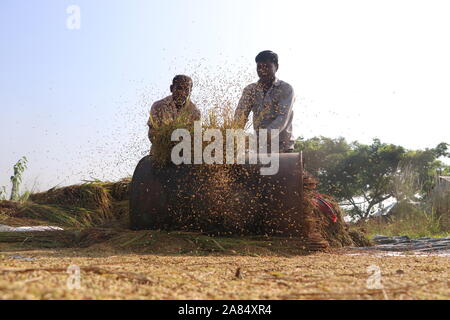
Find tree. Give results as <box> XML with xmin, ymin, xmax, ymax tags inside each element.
<box><xmin>295</xmin><ymin>137</ymin><xmax>450</xmax><ymax>220</ymax></box>
<box><xmin>294</xmin><ymin>136</ymin><xmax>351</xmax><ymax>178</ymax></box>
<box><xmin>402</xmin><ymin>143</ymin><xmax>450</xmax><ymax>194</ymax></box>
<box><xmin>327</xmin><ymin>139</ymin><xmax>405</xmax><ymax>219</ymax></box>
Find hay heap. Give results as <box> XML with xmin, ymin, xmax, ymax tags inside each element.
<box><xmin>27</xmin><ymin>183</ymin><xmax>113</xmax><ymax>226</ymax></box>
<box><xmin>0</xmin><ymin>180</ymin><xmax>131</xmax><ymax>229</ymax></box>
<box><xmin>30</xmin><ymin>183</ymin><xmax>112</xmax><ymax>212</ymax></box>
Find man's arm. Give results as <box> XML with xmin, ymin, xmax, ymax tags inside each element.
<box><xmin>266</xmin><ymin>84</ymin><xmax>295</xmax><ymax>132</ymax></box>
<box><xmin>233</xmin><ymin>85</ymin><xmax>254</xmax><ymax>128</ymax></box>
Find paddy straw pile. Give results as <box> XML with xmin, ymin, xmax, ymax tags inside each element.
<box><xmin>301</xmin><ymin>173</ymin><xmax>360</xmax><ymax>249</ymax></box>
<box><xmin>149</xmin><ymin>104</ymin><xmax>243</xmax><ymax>167</ymax></box>
<box><xmin>0</xmin><ymin>179</ymin><xmax>131</xmax><ymax>229</ymax></box>
<box><xmin>0</xmin><ymin>180</ymin><xmax>132</xmax><ymax>250</ymax></box>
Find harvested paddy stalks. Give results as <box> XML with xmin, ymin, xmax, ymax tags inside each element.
<box><xmin>30</xmin><ymin>183</ymin><xmax>112</xmax><ymax>214</ymax></box>
<box><xmin>301</xmin><ymin>173</ymin><xmax>355</xmax><ymax>249</ymax></box>
<box><xmin>29</xmin><ymin>183</ymin><xmax>113</xmax><ymax>222</ymax></box>
<box><xmin>101</xmin><ymin>178</ymin><xmax>131</xmax><ymax>201</ymax></box>
<box><xmin>150</xmin><ymin>112</ymin><xmax>197</xmax><ymax>166</ymax></box>
<box><xmin>4</xmin><ymin>180</ymin><xmax>130</xmax><ymax>228</ymax></box>
<box><xmin>15</xmin><ymin>204</ymin><xmax>106</xmax><ymax>228</ymax></box>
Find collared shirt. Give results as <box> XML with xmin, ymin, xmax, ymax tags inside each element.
<box><xmin>147</xmin><ymin>95</ymin><xmax>201</xmax><ymax>143</ymax></box>
<box><xmin>234</xmin><ymin>78</ymin><xmax>295</xmax><ymax>152</ymax></box>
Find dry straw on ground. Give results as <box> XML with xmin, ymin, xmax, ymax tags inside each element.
<box><xmin>0</xmin><ymin>247</ymin><xmax>448</xmax><ymax>300</ymax></box>
<box><xmin>0</xmin><ymin>174</ymin><xmax>445</xmax><ymax>301</ymax></box>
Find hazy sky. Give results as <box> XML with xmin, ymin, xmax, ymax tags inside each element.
<box><xmin>1</xmin><ymin>0</ymin><xmax>449</xmax><ymax>193</ymax></box>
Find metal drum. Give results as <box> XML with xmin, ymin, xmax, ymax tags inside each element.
<box><xmin>129</xmin><ymin>153</ymin><xmax>305</xmax><ymax>236</ymax></box>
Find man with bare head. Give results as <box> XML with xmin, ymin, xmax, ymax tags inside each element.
<box><xmin>147</xmin><ymin>75</ymin><xmax>201</xmax><ymax>144</ymax></box>
<box><xmin>234</xmin><ymin>50</ymin><xmax>295</xmax><ymax>153</ymax></box>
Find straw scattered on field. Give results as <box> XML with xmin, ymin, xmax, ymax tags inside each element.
<box><xmin>0</xmin><ymin>248</ymin><xmax>448</xmax><ymax>300</ymax></box>
<box><xmin>0</xmin><ymin>178</ymin><xmax>446</xmax><ymax>300</ymax></box>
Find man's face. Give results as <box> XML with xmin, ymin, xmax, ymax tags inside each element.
<box><xmin>257</xmin><ymin>61</ymin><xmax>277</xmax><ymax>81</ymax></box>
<box><xmin>171</xmin><ymin>81</ymin><xmax>192</xmax><ymax>106</ymax></box>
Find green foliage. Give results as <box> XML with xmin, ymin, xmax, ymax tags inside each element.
<box><xmin>434</xmin><ymin>142</ymin><xmax>449</xmax><ymax>158</ymax></box>
<box><xmin>294</xmin><ymin>136</ymin><xmax>351</xmax><ymax>177</ymax></box>
<box><xmin>363</xmin><ymin>207</ymin><xmax>448</xmax><ymax>238</ymax></box>
<box><xmin>402</xmin><ymin>144</ymin><xmax>449</xmax><ymax>194</ymax></box>
<box><xmin>150</xmin><ymin>111</ymin><xmax>197</xmax><ymax>166</ymax></box>
<box><xmin>295</xmin><ymin>137</ymin><xmax>450</xmax><ymax>220</ymax></box>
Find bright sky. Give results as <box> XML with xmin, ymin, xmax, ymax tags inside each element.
<box><xmin>1</xmin><ymin>0</ymin><xmax>449</xmax><ymax>193</ymax></box>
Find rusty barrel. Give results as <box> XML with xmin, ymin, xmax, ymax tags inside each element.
<box><xmin>129</xmin><ymin>153</ymin><xmax>305</xmax><ymax>236</ymax></box>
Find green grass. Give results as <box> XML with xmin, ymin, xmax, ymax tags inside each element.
<box><xmin>362</xmin><ymin>210</ymin><xmax>449</xmax><ymax>239</ymax></box>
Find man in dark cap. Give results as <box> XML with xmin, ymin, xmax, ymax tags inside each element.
<box><xmin>147</xmin><ymin>75</ymin><xmax>201</xmax><ymax>144</ymax></box>
<box><xmin>233</xmin><ymin>50</ymin><xmax>295</xmax><ymax>153</ymax></box>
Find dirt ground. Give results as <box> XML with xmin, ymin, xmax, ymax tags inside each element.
<box><xmin>0</xmin><ymin>247</ymin><xmax>448</xmax><ymax>300</ymax></box>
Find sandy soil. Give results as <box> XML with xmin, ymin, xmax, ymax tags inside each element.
<box><xmin>0</xmin><ymin>247</ymin><xmax>448</xmax><ymax>300</ymax></box>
